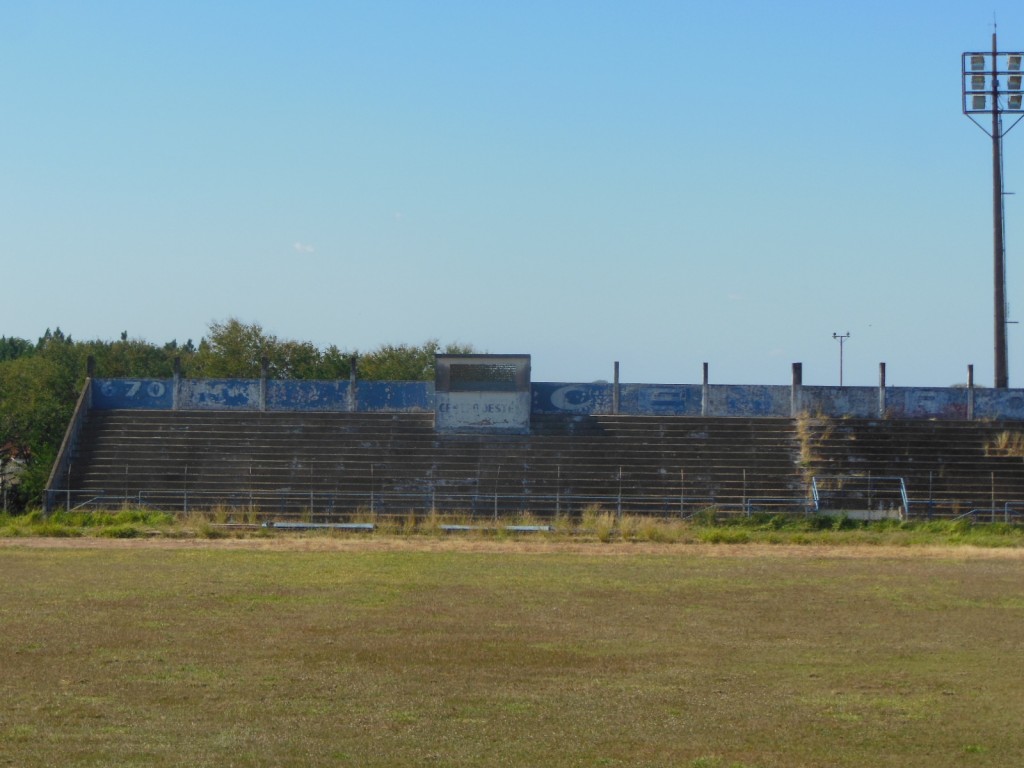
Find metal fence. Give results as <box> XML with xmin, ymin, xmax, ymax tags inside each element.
<box><xmin>44</xmin><ymin>485</ymin><xmax>812</xmax><ymax>521</ymax></box>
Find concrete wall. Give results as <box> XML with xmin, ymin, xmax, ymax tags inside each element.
<box><xmin>91</xmin><ymin>377</ymin><xmax>1024</xmax><ymax>421</ymax></box>
<box><xmin>706</xmin><ymin>385</ymin><xmax>791</xmax><ymax>418</ymax></box>
<box><xmin>92</xmin><ymin>378</ymin><xmax>432</xmax><ymax>412</ymax></box>
<box><xmin>435</xmin><ymin>354</ymin><xmax>532</xmax><ymax>433</ymax></box>
<box><xmin>353</xmin><ymin>381</ymin><xmax>432</xmax><ymax>412</ymax></box>
<box><xmin>973</xmin><ymin>389</ymin><xmax>1024</xmax><ymax>420</ymax></box>
<box><xmin>532</xmin><ymin>383</ymin><xmax>615</xmax><ymax>414</ymax></box>
<box><xmin>436</xmin><ymin>392</ymin><xmax>532</xmax><ymax>433</ymax></box>
<box><xmin>800</xmin><ymin>387</ymin><xmax>879</xmax><ymax>418</ymax></box>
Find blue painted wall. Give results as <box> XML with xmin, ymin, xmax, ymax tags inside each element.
<box><xmin>802</xmin><ymin>387</ymin><xmax>878</xmax><ymax>418</ymax></box>
<box><xmin>974</xmin><ymin>389</ymin><xmax>1024</xmax><ymax>420</ymax></box>
<box><xmin>355</xmin><ymin>382</ymin><xmax>432</xmax><ymax>412</ymax></box>
<box><xmin>93</xmin><ymin>379</ymin><xmax>174</xmax><ymax>409</ymax></box>
<box><xmin>532</xmin><ymin>383</ymin><xmax>614</xmax><ymax>415</ymax></box>
<box><xmin>180</xmin><ymin>379</ymin><xmax>261</xmax><ymax>410</ymax></box>
<box><xmin>622</xmin><ymin>384</ymin><xmax>703</xmax><ymax>415</ymax></box>
<box><xmin>267</xmin><ymin>381</ymin><xmax>350</xmax><ymax>411</ymax></box>
<box><xmin>91</xmin><ymin>377</ymin><xmax>1024</xmax><ymax>421</ymax></box>
<box><xmin>707</xmin><ymin>385</ymin><xmax>791</xmax><ymax>417</ymax></box>
<box><xmin>885</xmin><ymin>388</ymin><xmax>968</xmax><ymax>419</ymax></box>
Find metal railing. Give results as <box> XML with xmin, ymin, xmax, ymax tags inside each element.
<box><xmin>43</xmin><ymin>486</ymin><xmax>810</xmax><ymax>520</ymax></box>
<box><xmin>811</xmin><ymin>474</ymin><xmax>909</xmax><ymax>519</ymax></box>
<box><xmin>953</xmin><ymin>502</ymin><xmax>1024</xmax><ymax>523</ymax></box>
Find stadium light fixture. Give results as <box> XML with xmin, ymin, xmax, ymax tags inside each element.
<box><xmin>962</xmin><ymin>32</ymin><xmax>1024</xmax><ymax>388</ymax></box>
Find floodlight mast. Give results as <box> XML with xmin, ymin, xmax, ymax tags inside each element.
<box><xmin>962</xmin><ymin>32</ymin><xmax>1024</xmax><ymax>388</ymax></box>
<box><xmin>992</xmin><ymin>33</ymin><xmax>1007</xmax><ymax>389</ymax></box>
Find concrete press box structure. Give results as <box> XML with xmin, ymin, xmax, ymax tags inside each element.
<box><xmin>435</xmin><ymin>354</ymin><xmax>531</xmax><ymax>433</ymax></box>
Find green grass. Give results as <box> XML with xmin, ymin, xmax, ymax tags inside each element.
<box><xmin>0</xmin><ymin>508</ymin><xmax>176</xmax><ymax>538</ymax></box>
<box><xmin>1</xmin><ymin>541</ymin><xmax>1023</xmax><ymax>766</ymax></box>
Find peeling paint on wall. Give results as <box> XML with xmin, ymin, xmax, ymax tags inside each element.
<box><xmin>179</xmin><ymin>380</ymin><xmax>261</xmax><ymax>410</ymax></box>
<box><xmin>885</xmin><ymin>388</ymin><xmax>969</xmax><ymax>419</ymax></box>
<box><xmin>436</xmin><ymin>392</ymin><xmax>531</xmax><ymax>433</ymax></box>
<box><xmin>801</xmin><ymin>387</ymin><xmax>879</xmax><ymax>417</ymax></box>
<box><xmin>709</xmin><ymin>385</ymin><xmax>791</xmax><ymax>417</ymax></box>
<box><xmin>267</xmin><ymin>381</ymin><xmax>350</xmax><ymax>411</ymax></box>
<box><xmin>975</xmin><ymin>390</ymin><xmax>1024</xmax><ymax>419</ymax></box>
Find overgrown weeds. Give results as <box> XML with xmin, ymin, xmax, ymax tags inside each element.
<box><xmin>985</xmin><ymin>430</ymin><xmax>1024</xmax><ymax>456</ymax></box>
<box><xmin>2</xmin><ymin>506</ymin><xmax>1023</xmax><ymax>547</ymax></box>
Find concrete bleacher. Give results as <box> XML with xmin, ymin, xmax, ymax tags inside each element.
<box><xmin>57</xmin><ymin>410</ymin><xmax>806</xmax><ymax>518</ymax></box>
<box><xmin>798</xmin><ymin>417</ymin><xmax>1024</xmax><ymax>519</ymax></box>
<box><xmin>53</xmin><ymin>408</ymin><xmax>1024</xmax><ymax>520</ymax></box>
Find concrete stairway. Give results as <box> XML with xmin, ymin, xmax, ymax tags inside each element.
<box><xmin>798</xmin><ymin>418</ymin><xmax>1024</xmax><ymax>519</ymax></box>
<box><xmin>59</xmin><ymin>410</ymin><xmax>806</xmax><ymax>518</ymax></box>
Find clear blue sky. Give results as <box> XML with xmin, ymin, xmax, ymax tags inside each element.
<box><xmin>2</xmin><ymin>1</ymin><xmax>1023</xmax><ymax>386</ymax></box>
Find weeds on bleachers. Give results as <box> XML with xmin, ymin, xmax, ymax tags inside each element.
<box><xmin>985</xmin><ymin>430</ymin><xmax>1024</xmax><ymax>457</ymax></box>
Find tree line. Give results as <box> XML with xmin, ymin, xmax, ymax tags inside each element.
<box><xmin>0</xmin><ymin>319</ymin><xmax>473</xmax><ymax>510</ymax></box>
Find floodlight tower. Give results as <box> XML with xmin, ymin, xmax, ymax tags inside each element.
<box><xmin>962</xmin><ymin>33</ymin><xmax>1024</xmax><ymax>389</ymax></box>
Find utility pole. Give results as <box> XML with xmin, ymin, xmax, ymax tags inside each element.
<box><xmin>833</xmin><ymin>332</ymin><xmax>850</xmax><ymax>387</ymax></box>
<box><xmin>963</xmin><ymin>32</ymin><xmax>1023</xmax><ymax>388</ymax></box>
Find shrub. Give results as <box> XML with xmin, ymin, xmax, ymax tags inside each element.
<box><xmin>699</xmin><ymin>528</ymin><xmax>750</xmax><ymax>544</ymax></box>
<box><xmin>97</xmin><ymin>524</ymin><xmax>141</xmax><ymax>539</ymax></box>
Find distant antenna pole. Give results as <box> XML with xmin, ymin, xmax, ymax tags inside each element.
<box><xmin>962</xmin><ymin>32</ymin><xmax>1024</xmax><ymax>388</ymax></box>
<box><xmin>832</xmin><ymin>332</ymin><xmax>850</xmax><ymax>387</ymax></box>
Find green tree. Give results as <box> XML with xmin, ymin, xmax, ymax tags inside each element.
<box><xmin>0</xmin><ymin>336</ymin><xmax>34</xmax><ymax>363</ymax></box>
<box><xmin>0</xmin><ymin>353</ymin><xmax>81</xmax><ymax>507</ymax></box>
<box><xmin>358</xmin><ymin>340</ymin><xmax>475</xmax><ymax>381</ymax></box>
<box><xmin>83</xmin><ymin>337</ymin><xmax>179</xmax><ymax>378</ymax></box>
<box><xmin>189</xmin><ymin>318</ymin><xmax>276</xmax><ymax>378</ymax></box>
<box><xmin>320</xmin><ymin>345</ymin><xmax>353</xmax><ymax>379</ymax></box>
<box><xmin>0</xmin><ymin>321</ymin><xmax>478</xmax><ymax>509</ymax></box>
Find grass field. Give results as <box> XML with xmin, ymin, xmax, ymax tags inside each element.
<box><xmin>1</xmin><ymin>538</ymin><xmax>1023</xmax><ymax>767</ymax></box>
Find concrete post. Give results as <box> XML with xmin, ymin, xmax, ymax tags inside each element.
<box><xmin>968</xmin><ymin>364</ymin><xmax>975</xmax><ymax>421</ymax></box>
<box><xmin>349</xmin><ymin>356</ymin><xmax>358</xmax><ymax>413</ymax></box>
<box><xmin>701</xmin><ymin>363</ymin><xmax>709</xmax><ymax>416</ymax></box>
<box><xmin>878</xmin><ymin>363</ymin><xmax>886</xmax><ymax>419</ymax></box>
<box><xmin>613</xmin><ymin>361</ymin><xmax>620</xmax><ymax>415</ymax></box>
<box><xmin>259</xmin><ymin>356</ymin><xmax>269</xmax><ymax>412</ymax></box>
<box><xmin>173</xmin><ymin>357</ymin><xmax>181</xmax><ymax>411</ymax></box>
<box><xmin>791</xmin><ymin>363</ymin><xmax>802</xmax><ymax>417</ymax></box>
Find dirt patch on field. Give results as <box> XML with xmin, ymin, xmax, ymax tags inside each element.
<box><xmin>2</xmin><ymin>535</ymin><xmax>1022</xmax><ymax>560</ymax></box>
